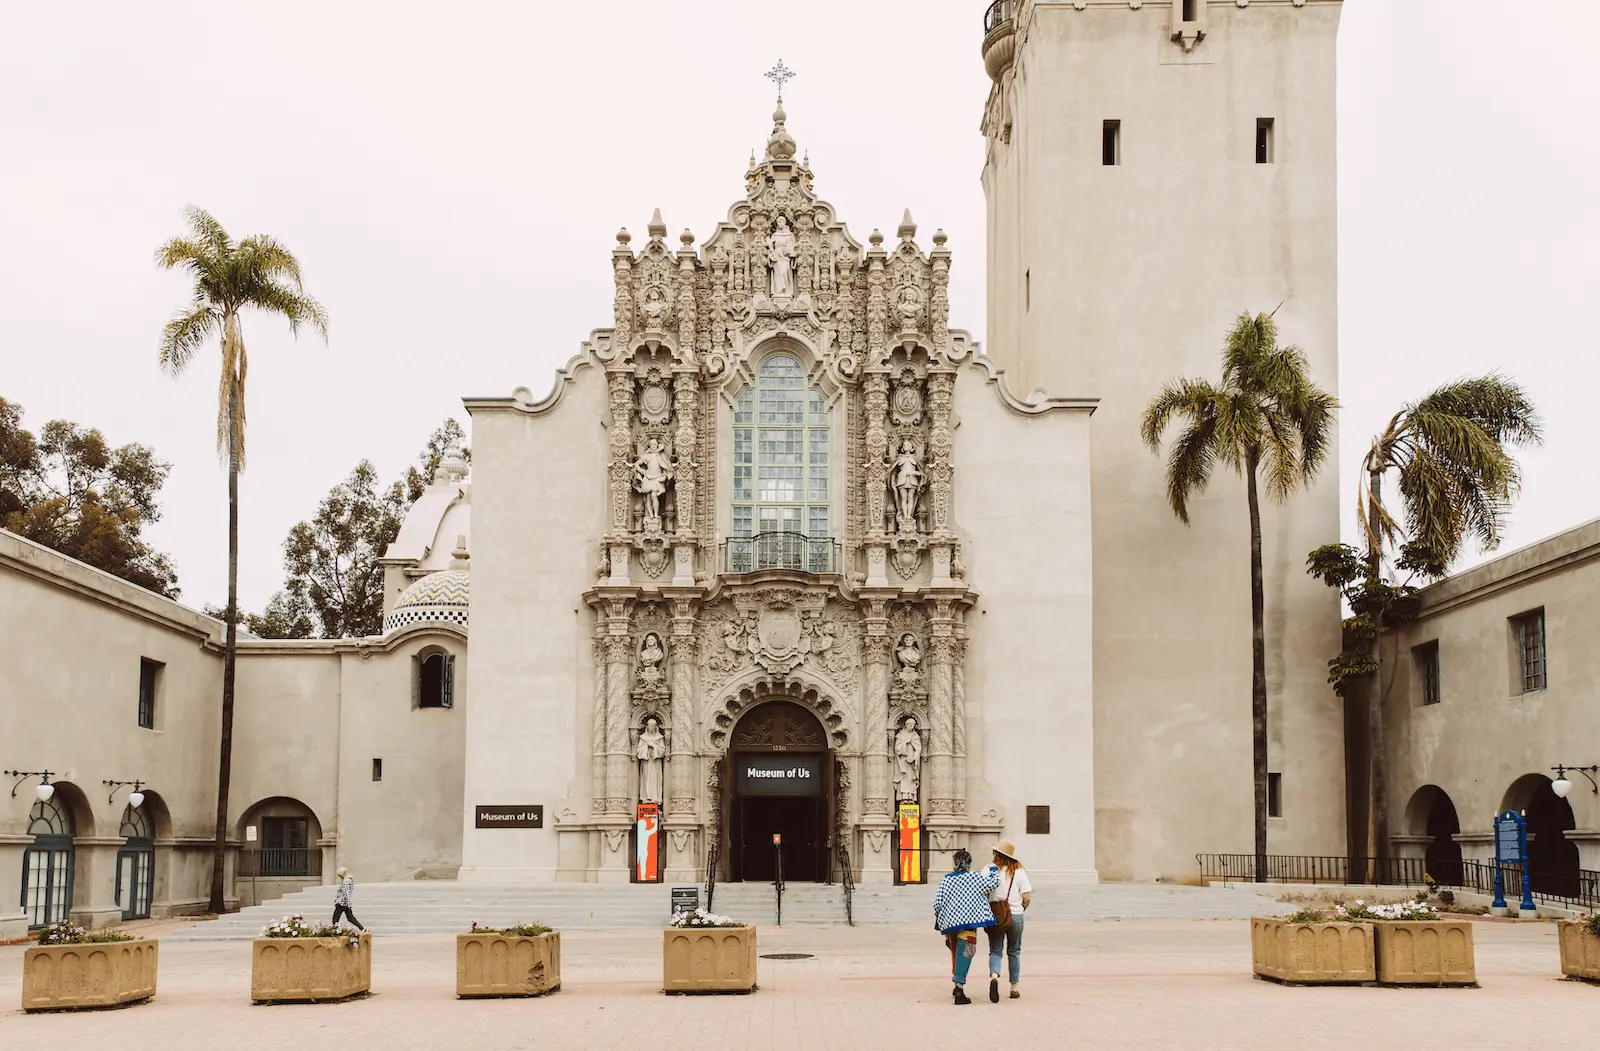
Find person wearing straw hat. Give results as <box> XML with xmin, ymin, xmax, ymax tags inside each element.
<box><xmin>985</xmin><ymin>840</ymin><xmax>1032</xmax><ymax>1001</ymax></box>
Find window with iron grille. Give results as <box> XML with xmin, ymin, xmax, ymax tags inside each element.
<box><xmin>1413</xmin><ymin>641</ymin><xmax>1440</xmax><ymax>705</ymax></box>
<box><xmin>732</xmin><ymin>352</ymin><xmax>831</xmax><ymax>540</ymax></box>
<box><xmin>138</xmin><ymin>657</ymin><xmax>161</xmax><ymax>729</ymax></box>
<box><xmin>1513</xmin><ymin>609</ymin><xmax>1546</xmax><ymax>692</ymax></box>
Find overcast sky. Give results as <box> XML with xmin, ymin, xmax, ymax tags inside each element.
<box><xmin>2</xmin><ymin>1</ymin><xmax>1596</xmax><ymax>613</ymax></box>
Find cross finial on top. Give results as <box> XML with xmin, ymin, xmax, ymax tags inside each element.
<box><xmin>765</xmin><ymin>59</ymin><xmax>795</xmax><ymax>102</ymax></box>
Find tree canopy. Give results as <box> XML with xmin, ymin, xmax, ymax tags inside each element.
<box><xmin>0</xmin><ymin>396</ymin><xmax>179</xmax><ymax>597</ymax></box>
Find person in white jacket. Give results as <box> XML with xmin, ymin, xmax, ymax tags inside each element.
<box><xmin>985</xmin><ymin>840</ymin><xmax>1032</xmax><ymax>1001</ymax></box>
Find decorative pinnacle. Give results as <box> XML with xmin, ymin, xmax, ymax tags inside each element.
<box><xmin>897</xmin><ymin>209</ymin><xmax>917</xmax><ymax>241</ymax></box>
<box><xmin>648</xmin><ymin>208</ymin><xmax>667</xmax><ymax>239</ymax></box>
<box><xmin>765</xmin><ymin>59</ymin><xmax>795</xmax><ymax>102</ymax></box>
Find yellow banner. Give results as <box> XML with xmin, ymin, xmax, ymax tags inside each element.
<box><xmin>898</xmin><ymin>803</ymin><xmax>921</xmax><ymax>883</ymax></box>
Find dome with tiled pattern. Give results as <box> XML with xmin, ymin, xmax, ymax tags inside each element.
<box><xmin>384</xmin><ymin>570</ymin><xmax>469</xmax><ymax>634</ymax></box>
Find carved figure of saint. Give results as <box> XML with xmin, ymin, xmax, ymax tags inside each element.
<box><xmin>632</xmin><ymin>438</ymin><xmax>673</xmax><ymax>523</ymax></box>
<box><xmin>638</xmin><ymin>632</ymin><xmax>665</xmax><ymax>683</ymax></box>
<box><xmin>767</xmin><ymin>216</ymin><xmax>797</xmax><ymax>297</ymax></box>
<box><xmin>891</xmin><ymin>439</ymin><xmax>924</xmax><ymax>531</ymax></box>
<box><xmin>894</xmin><ymin>717</ymin><xmax>922</xmax><ymax>803</ymax></box>
<box><xmin>637</xmin><ymin>717</ymin><xmax>667</xmax><ymax>805</ymax></box>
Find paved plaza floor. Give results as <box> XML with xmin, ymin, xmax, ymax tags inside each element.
<box><xmin>2</xmin><ymin>918</ymin><xmax>1593</xmax><ymax>1049</ymax></box>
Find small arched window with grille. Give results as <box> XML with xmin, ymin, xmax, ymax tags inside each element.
<box><xmin>415</xmin><ymin>647</ymin><xmax>455</xmax><ymax>709</ymax></box>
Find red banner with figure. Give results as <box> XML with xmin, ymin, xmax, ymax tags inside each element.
<box><xmin>898</xmin><ymin>803</ymin><xmax>921</xmax><ymax>883</ymax></box>
<box><xmin>636</xmin><ymin>803</ymin><xmax>660</xmax><ymax>882</ymax></box>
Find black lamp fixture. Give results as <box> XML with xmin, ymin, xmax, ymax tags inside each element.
<box><xmin>5</xmin><ymin>769</ymin><xmax>56</xmax><ymax>802</ymax></box>
<box><xmin>104</xmin><ymin>779</ymin><xmax>147</xmax><ymax>808</ymax></box>
<box><xmin>1550</xmin><ymin>765</ymin><xmax>1599</xmax><ymax>799</ymax></box>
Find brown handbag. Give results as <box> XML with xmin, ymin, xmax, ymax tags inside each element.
<box><xmin>992</xmin><ymin>870</ymin><xmax>1015</xmax><ymax>927</ymax></box>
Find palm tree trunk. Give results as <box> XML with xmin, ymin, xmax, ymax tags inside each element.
<box><xmin>1246</xmin><ymin>458</ymin><xmax>1269</xmax><ymax>882</ymax></box>
<box><xmin>1366</xmin><ymin>467</ymin><xmax>1390</xmax><ymax>882</ymax></box>
<box><xmin>209</xmin><ymin>382</ymin><xmax>240</xmax><ymax>913</ymax></box>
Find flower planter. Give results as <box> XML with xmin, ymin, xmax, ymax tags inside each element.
<box><xmin>251</xmin><ymin>933</ymin><xmax>372</xmax><ymax>1004</ymax></box>
<box><xmin>1556</xmin><ymin>921</ymin><xmax>1600</xmax><ymax>983</ymax></box>
<box><xmin>22</xmin><ymin>939</ymin><xmax>158</xmax><ymax>1012</ymax></box>
<box><xmin>1250</xmin><ymin>917</ymin><xmax>1375</xmax><ymax>984</ymax></box>
<box><xmin>1374</xmin><ymin>920</ymin><xmax>1476</xmax><ymax>986</ymax></box>
<box><xmin>456</xmin><ymin>931</ymin><xmax>561</xmax><ymax>997</ymax></box>
<box><xmin>663</xmin><ymin>925</ymin><xmax>757</xmax><ymax>994</ymax></box>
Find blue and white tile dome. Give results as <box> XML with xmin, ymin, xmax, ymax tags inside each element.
<box><xmin>384</xmin><ymin>569</ymin><xmax>469</xmax><ymax>634</ymax></box>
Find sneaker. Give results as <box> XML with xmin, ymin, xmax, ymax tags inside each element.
<box><xmin>1010</xmin><ymin>984</ymin><xmax>1021</xmax><ymax>999</ymax></box>
<box><xmin>989</xmin><ymin>976</ymin><xmax>1000</xmax><ymax>1002</ymax></box>
<box><xmin>954</xmin><ymin>986</ymin><xmax>972</xmax><ymax>1005</ymax></box>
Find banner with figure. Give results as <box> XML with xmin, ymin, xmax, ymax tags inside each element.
<box><xmin>636</xmin><ymin>802</ymin><xmax>660</xmax><ymax>882</ymax></box>
<box><xmin>898</xmin><ymin>803</ymin><xmax>921</xmax><ymax>884</ymax></box>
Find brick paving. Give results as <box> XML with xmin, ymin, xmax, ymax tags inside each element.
<box><xmin>2</xmin><ymin>919</ymin><xmax>1593</xmax><ymax>1049</ymax></box>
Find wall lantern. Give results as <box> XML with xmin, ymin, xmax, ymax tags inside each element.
<box><xmin>1550</xmin><ymin>765</ymin><xmax>1599</xmax><ymax>799</ymax></box>
<box><xmin>4</xmin><ymin>769</ymin><xmax>55</xmax><ymax>801</ymax></box>
<box><xmin>104</xmin><ymin>779</ymin><xmax>147</xmax><ymax>807</ymax></box>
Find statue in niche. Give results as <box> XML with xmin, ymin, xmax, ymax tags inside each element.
<box><xmin>632</xmin><ymin>437</ymin><xmax>673</xmax><ymax>525</ymax></box>
<box><xmin>637</xmin><ymin>717</ymin><xmax>667</xmax><ymax>805</ymax></box>
<box><xmin>767</xmin><ymin>215</ymin><xmax>797</xmax><ymax>297</ymax></box>
<box><xmin>891</xmin><ymin>439</ymin><xmax>924</xmax><ymax>533</ymax></box>
<box><xmin>894</xmin><ymin>716</ymin><xmax>922</xmax><ymax>803</ymax></box>
<box><xmin>641</xmin><ymin>285</ymin><xmax>670</xmax><ymax>328</ymax></box>
<box><xmin>637</xmin><ymin>632</ymin><xmax>665</xmax><ymax>686</ymax></box>
<box><xmin>894</xmin><ymin>633</ymin><xmax>923</xmax><ymax>688</ymax></box>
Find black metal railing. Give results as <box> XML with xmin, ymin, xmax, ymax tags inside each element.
<box><xmin>983</xmin><ymin>0</ymin><xmax>1015</xmax><ymax>35</ymax></box>
<box><xmin>1196</xmin><ymin>853</ymin><xmax>1600</xmax><ymax>910</ymax></box>
<box><xmin>838</xmin><ymin>841</ymin><xmax>855</xmax><ymax>927</ymax></box>
<box><xmin>722</xmin><ymin>532</ymin><xmax>840</xmax><ymax>574</ymax></box>
<box><xmin>774</xmin><ymin>839</ymin><xmax>786</xmax><ymax>927</ymax></box>
<box><xmin>238</xmin><ymin>848</ymin><xmax>320</xmax><ymax>878</ymax></box>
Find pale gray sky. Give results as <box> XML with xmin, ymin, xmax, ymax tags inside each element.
<box><xmin>2</xmin><ymin>1</ymin><xmax>1595</xmax><ymax>612</ymax></box>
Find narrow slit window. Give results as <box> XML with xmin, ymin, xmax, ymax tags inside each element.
<box><xmin>372</xmin><ymin>758</ymin><xmax>383</xmax><ymax>782</ymax></box>
<box><xmin>1102</xmin><ymin>120</ymin><xmax>1121</xmax><ymax>166</ymax></box>
<box><xmin>1267</xmin><ymin>773</ymin><xmax>1283</xmax><ymax>818</ymax></box>
<box><xmin>1256</xmin><ymin>118</ymin><xmax>1275</xmax><ymax>164</ymax></box>
<box><xmin>1024</xmin><ymin>269</ymin><xmax>1031</xmax><ymax>311</ymax></box>
<box><xmin>137</xmin><ymin>658</ymin><xmax>161</xmax><ymax>729</ymax></box>
<box><xmin>1413</xmin><ymin>641</ymin><xmax>1440</xmax><ymax>705</ymax></box>
<box><xmin>1182</xmin><ymin>0</ymin><xmax>1197</xmax><ymax>21</ymax></box>
<box><xmin>1512</xmin><ymin>609</ymin><xmax>1546</xmax><ymax>693</ymax></box>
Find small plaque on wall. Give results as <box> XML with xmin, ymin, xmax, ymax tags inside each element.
<box><xmin>475</xmin><ymin>805</ymin><xmax>544</xmax><ymax>829</ymax></box>
<box><xmin>1025</xmin><ymin>805</ymin><xmax>1051</xmax><ymax>835</ymax></box>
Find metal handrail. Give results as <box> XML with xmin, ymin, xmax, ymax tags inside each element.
<box><xmin>774</xmin><ymin>840</ymin><xmax>785</xmax><ymax>927</ymax></box>
<box><xmin>722</xmin><ymin>532</ymin><xmax>840</xmax><ymax>574</ymax></box>
<box><xmin>1196</xmin><ymin>853</ymin><xmax>1600</xmax><ymax>910</ymax></box>
<box><xmin>983</xmin><ymin>0</ymin><xmax>1015</xmax><ymax>35</ymax></box>
<box><xmin>838</xmin><ymin>839</ymin><xmax>855</xmax><ymax>926</ymax></box>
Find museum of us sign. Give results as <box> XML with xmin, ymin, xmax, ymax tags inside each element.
<box><xmin>475</xmin><ymin>805</ymin><xmax>544</xmax><ymax>829</ymax></box>
<box><xmin>735</xmin><ymin>754</ymin><xmax>824</xmax><ymax>795</ymax></box>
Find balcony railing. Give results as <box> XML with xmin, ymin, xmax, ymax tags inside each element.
<box><xmin>238</xmin><ymin>847</ymin><xmax>321</xmax><ymax>878</ymax></box>
<box><xmin>722</xmin><ymin>532</ymin><xmax>840</xmax><ymax>575</ymax></box>
<box><xmin>983</xmin><ymin>0</ymin><xmax>1015</xmax><ymax>35</ymax></box>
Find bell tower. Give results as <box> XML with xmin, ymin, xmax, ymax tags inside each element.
<box><xmin>979</xmin><ymin>0</ymin><xmax>1346</xmax><ymax>880</ymax></box>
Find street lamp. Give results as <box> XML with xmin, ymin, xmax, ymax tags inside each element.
<box><xmin>1550</xmin><ymin>765</ymin><xmax>1599</xmax><ymax>799</ymax></box>
<box><xmin>5</xmin><ymin>769</ymin><xmax>55</xmax><ymax>801</ymax></box>
<box><xmin>104</xmin><ymin>780</ymin><xmax>147</xmax><ymax>807</ymax></box>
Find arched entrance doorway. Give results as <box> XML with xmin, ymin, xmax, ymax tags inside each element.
<box><xmin>1505</xmin><ymin>774</ymin><xmax>1580</xmax><ymax>898</ymax></box>
<box><xmin>726</xmin><ymin>700</ymin><xmax>830</xmax><ymax>883</ymax></box>
<box><xmin>1403</xmin><ymin>785</ymin><xmax>1463</xmax><ymax>886</ymax></box>
<box><xmin>116</xmin><ymin>802</ymin><xmax>155</xmax><ymax>921</ymax></box>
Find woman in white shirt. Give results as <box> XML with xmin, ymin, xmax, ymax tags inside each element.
<box><xmin>985</xmin><ymin>840</ymin><xmax>1032</xmax><ymax>1001</ymax></box>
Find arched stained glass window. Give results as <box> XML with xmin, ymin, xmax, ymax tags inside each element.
<box><xmin>732</xmin><ymin>353</ymin><xmax>831</xmax><ymax>538</ymax></box>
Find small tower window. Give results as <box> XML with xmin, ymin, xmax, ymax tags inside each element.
<box><xmin>415</xmin><ymin>649</ymin><xmax>455</xmax><ymax>709</ymax></box>
<box><xmin>1024</xmin><ymin>269</ymin><xmax>1031</xmax><ymax>312</ymax></box>
<box><xmin>1256</xmin><ymin>118</ymin><xmax>1275</xmax><ymax>164</ymax></box>
<box><xmin>372</xmin><ymin>758</ymin><xmax>383</xmax><ymax>782</ymax></box>
<box><xmin>1102</xmin><ymin>120</ymin><xmax>1121</xmax><ymax>166</ymax></box>
<box><xmin>1183</xmin><ymin>0</ymin><xmax>1196</xmax><ymax>22</ymax></box>
<box><xmin>1268</xmin><ymin>773</ymin><xmax>1283</xmax><ymax>818</ymax></box>
<box><xmin>138</xmin><ymin>657</ymin><xmax>162</xmax><ymax>729</ymax></box>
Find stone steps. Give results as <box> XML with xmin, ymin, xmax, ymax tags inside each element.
<box><xmin>168</xmin><ymin>879</ymin><xmax>1280</xmax><ymax>941</ymax></box>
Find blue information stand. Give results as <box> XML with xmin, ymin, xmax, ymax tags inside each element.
<box><xmin>1492</xmin><ymin>810</ymin><xmax>1534</xmax><ymax>911</ymax></box>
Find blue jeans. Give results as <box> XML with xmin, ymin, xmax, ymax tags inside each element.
<box><xmin>986</xmin><ymin>912</ymin><xmax>1024</xmax><ymax>981</ymax></box>
<box><xmin>947</xmin><ymin>932</ymin><xmax>978</xmax><ymax>985</ymax></box>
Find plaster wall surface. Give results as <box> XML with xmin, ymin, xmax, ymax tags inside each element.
<box><xmin>983</xmin><ymin>0</ymin><xmax>1345</xmax><ymax>878</ymax></box>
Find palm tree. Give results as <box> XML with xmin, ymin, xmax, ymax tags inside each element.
<box><xmin>1141</xmin><ymin>311</ymin><xmax>1336</xmax><ymax>882</ymax></box>
<box><xmin>1357</xmin><ymin>376</ymin><xmax>1540</xmax><ymax>875</ymax></box>
<box><xmin>156</xmin><ymin>207</ymin><xmax>327</xmax><ymax>913</ymax></box>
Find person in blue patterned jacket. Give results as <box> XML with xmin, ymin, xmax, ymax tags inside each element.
<box><xmin>932</xmin><ymin>848</ymin><xmax>999</xmax><ymax>1004</ymax></box>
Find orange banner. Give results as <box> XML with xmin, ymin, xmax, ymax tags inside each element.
<box><xmin>898</xmin><ymin>803</ymin><xmax>921</xmax><ymax>883</ymax></box>
<box><xmin>636</xmin><ymin>803</ymin><xmax>660</xmax><ymax>882</ymax></box>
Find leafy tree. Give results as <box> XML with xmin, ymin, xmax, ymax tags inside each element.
<box><xmin>1309</xmin><ymin>376</ymin><xmax>1540</xmax><ymax>876</ymax></box>
<box><xmin>156</xmin><ymin>206</ymin><xmax>327</xmax><ymax>915</ymax></box>
<box><xmin>1142</xmin><ymin>311</ymin><xmax>1336</xmax><ymax>882</ymax></box>
<box><xmin>0</xmin><ymin>396</ymin><xmax>179</xmax><ymax>596</ymax></box>
<box><xmin>244</xmin><ymin>420</ymin><xmax>469</xmax><ymax>639</ymax></box>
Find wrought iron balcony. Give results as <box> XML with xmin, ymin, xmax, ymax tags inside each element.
<box><xmin>982</xmin><ymin>0</ymin><xmax>1018</xmax><ymax>81</ymax></box>
<box><xmin>983</xmin><ymin>0</ymin><xmax>1014</xmax><ymax>35</ymax></box>
<box><xmin>722</xmin><ymin>532</ymin><xmax>840</xmax><ymax>575</ymax></box>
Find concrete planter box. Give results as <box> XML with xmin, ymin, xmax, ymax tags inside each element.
<box><xmin>22</xmin><ymin>939</ymin><xmax>158</xmax><ymax>1012</ymax></box>
<box><xmin>456</xmin><ymin>931</ymin><xmax>561</xmax><ymax>997</ymax></box>
<box><xmin>251</xmin><ymin>933</ymin><xmax>372</xmax><ymax>1004</ymax></box>
<box><xmin>1557</xmin><ymin>920</ymin><xmax>1600</xmax><ymax>982</ymax></box>
<box><xmin>663</xmin><ymin>925</ymin><xmax>757</xmax><ymax>994</ymax></box>
<box><xmin>1374</xmin><ymin>920</ymin><xmax>1477</xmax><ymax>986</ymax></box>
<box><xmin>1250</xmin><ymin>917</ymin><xmax>1375</xmax><ymax>984</ymax></box>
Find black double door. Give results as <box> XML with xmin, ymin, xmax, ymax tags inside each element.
<box><xmin>735</xmin><ymin>793</ymin><xmax>824</xmax><ymax>882</ymax></box>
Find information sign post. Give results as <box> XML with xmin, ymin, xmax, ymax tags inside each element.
<box><xmin>1493</xmin><ymin>810</ymin><xmax>1534</xmax><ymax>911</ymax></box>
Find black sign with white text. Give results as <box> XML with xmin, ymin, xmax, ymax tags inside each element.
<box><xmin>475</xmin><ymin>805</ymin><xmax>544</xmax><ymax>829</ymax></box>
<box><xmin>734</xmin><ymin>754</ymin><xmax>824</xmax><ymax>796</ymax></box>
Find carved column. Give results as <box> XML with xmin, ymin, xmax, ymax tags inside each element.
<box><xmin>929</xmin><ymin>230</ymin><xmax>951</xmax><ymax>359</ymax></box>
<box><xmin>863</xmin><ymin>371</ymin><xmax>891</xmax><ymax>587</ymax></box>
<box><xmin>926</xmin><ymin>369</ymin><xmax>956</xmax><ymax>585</ymax></box>
<box><xmin>927</xmin><ymin>634</ymin><xmax>957</xmax><ymax>818</ymax></box>
<box><xmin>858</xmin><ymin>604</ymin><xmax>894</xmax><ymax>885</ymax></box>
<box><xmin>866</xmin><ymin>229</ymin><xmax>887</xmax><ymax>362</ymax></box>
<box><xmin>671</xmin><ymin>369</ymin><xmax>699</xmax><ymax>586</ymax></box>
<box><xmin>603</xmin><ymin>630</ymin><xmax>634</xmax><ymax>815</ymax></box>
<box><xmin>590</xmin><ymin>631</ymin><xmax>608</xmax><ymax>813</ymax></box>
<box><xmin>667</xmin><ymin>600</ymin><xmax>698</xmax><ymax>817</ymax></box>
<box><xmin>606</xmin><ymin>370</ymin><xmax>636</xmax><ymax>583</ymax></box>
<box><xmin>952</xmin><ymin>635</ymin><xmax>968</xmax><ymax>815</ymax></box>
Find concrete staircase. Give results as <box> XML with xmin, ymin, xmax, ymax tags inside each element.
<box><xmin>168</xmin><ymin>878</ymin><xmax>1280</xmax><ymax>941</ymax></box>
